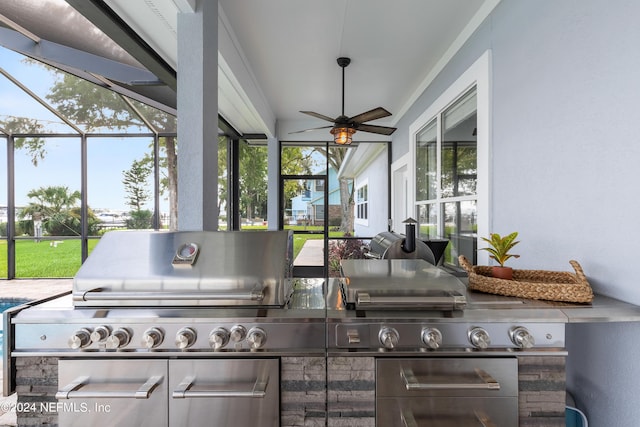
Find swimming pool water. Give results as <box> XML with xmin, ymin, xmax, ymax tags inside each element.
<box><xmin>0</xmin><ymin>299</ymin><xmax>30</xmax><ymax>313</ymax></box>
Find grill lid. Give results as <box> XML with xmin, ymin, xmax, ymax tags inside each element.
<box><xmin>339</xmin><ymin>259</ymin><xmax>466</xmax><ymax>311</ymax></box>
<box><xmin>365</xmin><ymin>231</ymin><xmax>436</xmax><ymax>264</ymax></box>
<box><xmin>73</xmin><ymin>230</ymin><xmax>293</xmax><ymax>307</ymax></box>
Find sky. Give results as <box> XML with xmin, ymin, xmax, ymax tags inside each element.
<box><xmin>0</xmin><ymin>46</ymin><xmax>168</xmax><ymax>213</ymax></box>
<box><xmin>0</xmin><ymin>45</ymin><xmax>328</xmax><ymax>216</ymax></box>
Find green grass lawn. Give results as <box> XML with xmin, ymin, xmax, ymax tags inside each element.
<box><xmin>0</xmin><ymin>239</ymin><xmax>100</xmax><ymax>278</ymax></box>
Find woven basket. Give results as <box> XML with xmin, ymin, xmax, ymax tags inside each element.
<box><xmin>458</xmin><ymin>255</ymin><xmax>594</xmax><ymax>303</ymax></box>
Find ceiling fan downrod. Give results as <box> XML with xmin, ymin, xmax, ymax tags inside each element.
<box><xmin>337</xmin><ymin>57</ymin><xmax>351</xmax><ymax>117</ymax></box>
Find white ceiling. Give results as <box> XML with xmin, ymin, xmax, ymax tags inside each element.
<box><xmin>103</xmin><ymin>0</ymin><xmax>499</xmax><ymax>141</ymax></box>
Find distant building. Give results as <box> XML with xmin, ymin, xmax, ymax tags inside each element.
<box><xmin>338</xmin><ymin>144</ymin><xmax>389</xmax><ymax>237</ymax></box>
<box><xmin>289</xmin><ymin>166</ymin><xmax>346</xmax><ymax>227</ymax></box>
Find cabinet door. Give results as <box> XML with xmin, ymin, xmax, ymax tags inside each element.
<box><xmin>376</xmin><ymin>358</ymin><xmax>518</xmax><ymax>427</ymax></box>
<box><xmin>57</xmin><ymin>359</ymin><xmax>168</xmax><ymax>427</ymax></box>
<box><xmin>377</xmin><ymin>397</ymin><xmax>518</xmax><ymax>427</ymax></box>
<box><xmin>377</xmin><ymin>358</ymin><xmax>518</xmax><ymax>398</ymax></box>
<box><xmin>169</xmin><ymin>358</ymin><xmax>279</xmax><ymax>427</ymax></box>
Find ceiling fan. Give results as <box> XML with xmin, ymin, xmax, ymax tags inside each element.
<box><xmin>291</xmin><ymin>57</ymin><xmax>397</xmax><ymax>144</ymax></box>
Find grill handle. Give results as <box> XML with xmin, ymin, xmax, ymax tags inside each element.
<box><xmin>362</xmin><ymin>251</ymin><xmax>381</xmax><ymax>259</ymax></box>
<box><xmin>401</xmin><ymin>409</ymin><xmax>497</xmax><ymax>427</ymax></box>
<box><xmin>79</xmin><ymin>284</ymin><xmax>265</xmax><ymax>302</ymax></box>
<box><xmin>172</xmin><ymin>375</ymin><xmax>268</xmax><ymax>399</ymax></box>
<box><xmin>56</xmin><ymin>375</ymin><xmax>163</xmax><ymax>400</ymax></box>
<box><xmin>356</xmin><ymin>293</ymin><xmax>466</xmax><ymax>310</ymax></box>
<box><xmin>401</xmin><ymin>368</ymin><xmax>500</xmax><ymax>391</ymax></box>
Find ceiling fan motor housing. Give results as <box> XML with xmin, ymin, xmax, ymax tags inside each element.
<box><xmin>337</xmin><ymin>57</ymin><xmax>351</xmax><ymax>68</ymax></box>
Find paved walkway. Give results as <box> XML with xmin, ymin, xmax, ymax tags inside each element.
<box><xmin>0</xmin><ymin>279</ymin><xmax>72</xmax><ymax>300</ymax></box>
<box><xmin>293</xmin><ymin>239</ymin><xmax>324</xmax><ymax>266</ymax></box>
<box><xmin>0</xmin><ymin>279</ymin><xmax>72</xmax><ymax>426</ymax></box>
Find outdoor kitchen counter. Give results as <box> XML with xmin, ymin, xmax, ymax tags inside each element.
<box><xmin>326</xmin><ymin>277</ymin><xmax>640</xmax><ymax>324</ymax></box>
<box><xmin>557</xmin><ymin>293</ymin><xmax>640</xmax><ymax>322</ymax></box>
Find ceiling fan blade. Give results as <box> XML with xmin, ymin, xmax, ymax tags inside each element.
<box><xmin>348</xmin><ymin>107</ymin><xmax>392</xmax><ymax>124</ymax></box>
<box><xmin>300</xmin><ymin>111</ymin><xmax>336</xmax><ymax>122</ymax></box>
<box><xmin>288</xmin><ymin>125</ymin><xmax>334</xmax><ymax>134</ymax></box>
<box><xmin>356</xmin><ymin>124</ymin><xmax>397</xmax><ymax>136</ymax></box>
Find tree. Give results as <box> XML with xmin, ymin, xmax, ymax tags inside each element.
<box><xmin>123</xmin><ymin>159</ymin><xmax>152</xmax><ymax>211</ymax></box>
<box><xmin>122</xmin><ymin>159</ymin><xmax>153</xmax><ymax>229</ymax></box>
<box><xmin>44</xmin><ymin>70</ymin><xmax>179</xmax><ymax>230</ymax></box>
<box><xmin>22</xmin><ymin>186</ymin><xmax>81</xmax><ymax>219</ymax></box>
<box><xmin>313</xmin><ymin>146</ymin><xmax>355</xmax><ymax>233</ymax></box>
<box><xmin>19</xmin><ymin>185</ymin><xmax>99</xmax><ymax>236</ymax></box>
<box><xmin>239</xmin><ymin>142</ymin><xmax>268</xmax><ymax>222</ymax></box>
<box><xmin>217</xmin><ymin>137</ymin><xmax>228</xmax><ymax>222</ymax></box>
<box><xmin>216</xmin><ymin>140</ymin><xmax>313</xmax><ymax>227</ymax></box>
<box><xmin>329</xmin><ymin>147</ymin><xmax>354</xmax><ymax>233</ymax></box>
<box><xmin>0</xmin><ymin>117</ymin><xmax>47</xmax><ymax>166</ymax></box>
<box><xmin>281</xmin><ymin>145</ymin><xmax>315</xmax><ymax>203</ymax></box>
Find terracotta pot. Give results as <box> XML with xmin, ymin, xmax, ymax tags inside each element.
<box><xmin>492</xmin><ymin>266</ymin><xmax>513</xmax><ymax>280</ymax></box>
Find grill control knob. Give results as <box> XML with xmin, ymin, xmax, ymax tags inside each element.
<box><xmin>175</xmin><ymin>327</ymin><xmax>197</xmax><ymax>350</ymax></box>
<box><xmin>247</xmin><ymin>327</ymin><xmax>267</xmax><ymax>350</ymax></box>
<box><xmin>68</xmin><ymin>328</ymin><xmax>92</xmax><ymax>349</ymax></box>
<box><xmin>141</xmin><ymin>327</ymin><xmax>165</xmax><ymax>349</ymax></box>
<box><xmin>509</xmin><ymin>326</ymin><xmax>535</xmax><ymax>349</ymax></box>
<box><xmin>209</xmin><ymin>328</ymin><xmax>230</xmax><ymax>350</ymax></box>
<box><xmin>378</xmin><ymin>327</ymin><xmax>400</xmax><ymax>350</ymax></box>
<box><xmin>468</xmin><ymin>327</ymin><xmax>491</xmax><ymax>349</ymax></box>
<box><xmin>421</xmin><ymin>327</ymin><xmax>443</xmax><ymax>350</ymax></box>
<box><xmin>230</xmin><ymin>325</ymin><xmax>247</xmax><ymax>342</ymax></box>
<box><xmin>105</xmin><ymin>328</ymin><xmax>131</xmax><ymax>349</ymax></box>
<box><xmin>90</xmin><ymin>325</ymin><xmax>111</xmax><ymax>344</ymax></box>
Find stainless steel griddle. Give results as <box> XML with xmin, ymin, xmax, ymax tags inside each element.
<box><xmin>339</xmin><ymin>259</ymin><xmax>467</xmax><ymax>311</ymax></box>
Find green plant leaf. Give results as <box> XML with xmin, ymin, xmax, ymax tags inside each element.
<box><xmin>479</xmin><ymin>232</ymin><xmax>520</xmax><ymax>267</ymax></box>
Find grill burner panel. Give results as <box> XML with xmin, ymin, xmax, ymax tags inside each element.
<box><xmin>10</xmin><ymin>277</ymin><xmax>327</xmax><ymax>356</ymax></box>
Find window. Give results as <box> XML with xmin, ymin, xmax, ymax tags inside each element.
<box><xmin>415</xmin><ymin>87</ymin><xmax>477</xmax><ymax>267</ymax></box>
<box><xmin>356</xmin><ymin>183</ymin><xmax>369</xmax><ymax>222</ymax></box>
<box><xmin>410</xmin><ymin>50</ymin><xmax>491</xmax><ymax>267</ymax></box>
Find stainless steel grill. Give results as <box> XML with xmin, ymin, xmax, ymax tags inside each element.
<box><xmin>365</xmin><ymin>231</ymin><xmax>436</xmax><ymax>263</ymax></box>
<box><xmin>364</xmin><ymin>219</ymin><xmax>436</xmax><ymax>264</ymax></box>
<box><xmin>5</xmin><ymin>232</ymin><xmax>574</xmax><ymax>427</ymax></box>
<box><xmin>327</xmin><ymin>258</ymin><xmax>567</xmax><ymax>427</ymax></box>
<box><xmin>5</xmin><ymin>230</ymin><xmax>325</xmax><ymax>427</ymax></box>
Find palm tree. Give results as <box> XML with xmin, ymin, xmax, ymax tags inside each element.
<box><xmin>20</xmin><ymin>185</ymin><xmax>82</xmax><ymax>236</ymax></box>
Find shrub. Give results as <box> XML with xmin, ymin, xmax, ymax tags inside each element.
<box><xmin>328</xmin><ymin>233</ymin><xmax>366</xmax><ymax>277</ymax></box>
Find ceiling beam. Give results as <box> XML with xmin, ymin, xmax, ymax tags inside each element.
<box><xmin>65</xmin><ymin>0</ymin><xmax>177</xmax><ymax>91</ymax></box>
<box><xmin>172</xmin><ymin>0</ymin><xmax>196</xmax><ymax>13</ymax></box>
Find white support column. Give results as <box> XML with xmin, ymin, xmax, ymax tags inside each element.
<box><xmin>176</xmin><ymin>0</ymin><xmax>218</xmax><ymax>231</ymax></box>
<box><xmin>267</xmin><ymin>136</ymin><xmax>280</xmax><ymax>230</ymax></box>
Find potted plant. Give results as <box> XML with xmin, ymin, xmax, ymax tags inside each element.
<box><xmin>480</xmin><ymin>232</ymin><xmax>520</xmax><ymax>280</ymax></box>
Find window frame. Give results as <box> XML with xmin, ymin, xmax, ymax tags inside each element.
<box><xmin>355</xmin><ymin>180</ymin><xmax>369</xmax><ymax>225</ymax></box>
<box><xmin>408</xmin><ymin>50</ymin><xmax>491</xmax><ymax>265</ymax></box>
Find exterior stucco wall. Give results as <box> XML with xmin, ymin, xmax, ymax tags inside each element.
<box><xmin>353</xmin><ymin>151</ymin><xmax>388</xmax><ymax>237</ymax></box>
<box><xmin>392</xmin><ymin>1</ymin><xmax>640</xmax><ymax>425</ymax></box>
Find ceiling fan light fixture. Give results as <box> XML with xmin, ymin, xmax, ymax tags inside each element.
<box><xmin>291</xmin><ymin>56</ymin><xmax>397</xmax><ymax>140</ymax></box>
<box><xmin>331</xmin><ymin>126</ymin><xmax>356</xmax><ymax>144</ymax></box>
